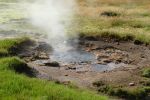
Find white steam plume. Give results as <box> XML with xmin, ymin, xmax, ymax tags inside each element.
<box><xmin>25</xmin><ymin>0</ymin><xmax>77</xmax><ymax>51</ymax></box>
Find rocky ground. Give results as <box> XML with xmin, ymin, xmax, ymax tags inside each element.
<box><xmin>16</xmin><ymin>37</ymin><xmax>150</xmax><ymax>91</ymax></box>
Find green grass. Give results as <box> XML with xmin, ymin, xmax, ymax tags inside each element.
<box><xmin>94</xmin><ymin>83</ymin><xmax>149</xmax><ymax>100</ymax></box>
<box><xmin>0</xmin><ymin>37</ymin><xmax>30</xmax><ymax>56</ymax></box>
<box><xmin>142</xmin><ymin>68</ymin><xmax>150</xmax><ymax>78</ymax></box>
<box><xmin>0</xmin><ymin>57</ymin><xmax>108</xmax><ymax>100</ymax></box>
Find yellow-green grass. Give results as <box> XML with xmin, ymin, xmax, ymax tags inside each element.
<box><xmin>76</xmin><ymin>16</ymin><xmax>150</xmax><ymax>43</ymax></box>
<box><xmin>74</xmin><ymin>0</ymin><xmax>150</xmax><ymax>44</ymax></box>
<box><xmin>142</xmin><ymin>68</ymin><xmax>150</xmax><ymax>78</ymax></box>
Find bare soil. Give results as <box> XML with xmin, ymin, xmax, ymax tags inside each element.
<box><xmin>19</xmin><ymin>38</ymin><xmax>150</xmax><ymax>89</ymax></box>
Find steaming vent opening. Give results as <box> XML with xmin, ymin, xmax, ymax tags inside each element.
<box><xmin>47</xmin><ymin>40</ymin><xmax>127</xmax><ymax>72</ymax></box>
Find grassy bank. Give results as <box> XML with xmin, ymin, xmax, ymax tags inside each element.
<box><xmin>76</xmin><ymin>0</ymin><xmax>150</xmax><ymax>44</ymax></box>
<box><xmin>93</xmin><ymin>80</ymin><xmax>150</xmax><ymax>100</ymax></box>
<box><xmin>0</xmin><ymin>37</ymin><xmax>31</xmax><ymax>56</ymax></box>
<box><xmin>0</xmin><ymin>38</ymin><xmax>108</xmax><ymax>100</ymax></box>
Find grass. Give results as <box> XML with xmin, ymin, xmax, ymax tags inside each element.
<box><xmin>0</xmin><ymin>57</ymin><xmax>108</xmax><ymax>100</ymax></box>
<box><xmin>93</xmin><ymin>81</ymin><xmax>150</xmax><ymax>100</ymax></box>
<box><xmin>142</xmin><ymin>68</ymin><xmax>150</xmax><ymax>78</ymax></box>
<box><xmin>77</xmin><ymin>16</ymin><xmax>150</xmax><ymax>44</ymax></box>
<box><xmin>0</xmin><ymin>37</ymin><xmax>30</xmax><ymax>57</ymax></box>
<box><xmin>76</xmin><ymin>0</ymin><xmax>150</xmax><ymax>44</ymax></box>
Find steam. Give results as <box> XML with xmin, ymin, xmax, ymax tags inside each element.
<box><xmin>25</xmin><ymin>0</ymin><xmax>77</xmax><ymax>52</ymax></box>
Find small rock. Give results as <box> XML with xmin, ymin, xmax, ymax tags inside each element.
<box><xmin>76</xmin><ymin>70</ymin><xmax>88</xmax><ymax>73</ymax></box>
<box><xmin>36</xmin><ymin>42</ymin><xmax>52</xmax><ymax>52</ymax></box>
<box><xmin>103</xmin><ymin>59</ymin><xmax>112</xmax><ymax>63</ymax></box>
<box><xmin>134</xmin><ymin>40</ymin><xmax>143</xmax><ymax>45</ymax></box>
<box><xmin>96</xmin><ymin>61</ymin><xmax>101</xmax><ymax>64</ymax></box>
<box><xmin>140</xmin><ymin>54</ymin><xmax>145</xmax><ymax>58</ymax></box>
<box><xmin>64</xmin><ymin>74</ymin><xmax>68</xmax><ymax>76</ymax></box>
<box><xmin>85</xmin><ymin>48</ymin><xmax>91</xmax><ymax>52</ymax></box>
<box><xmin>84</xmin><ymin>36</ymin><xmax>98</xmax><ymax>41</ymax></box>
<box><xmin>68</xmin><ymin>67</ymin><xmax>76</xmax><ymax>70</ymax></box>
<box><xmin>38</xmin><ymin>52</ymin><xmax>49</xmax><ymax>59</ymax></box>
<box><xmin>129</xmin><ymin>82</ymin><xmax>135</xmax><ymax>86</ymax></box>
<box><xmin>45</xmin><ymin>61</ymin><xmax>60</xmax><ymax>67</ymax></box>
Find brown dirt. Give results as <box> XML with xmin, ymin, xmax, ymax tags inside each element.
<box><xmin>19</xmin><ymin>38</ymin><xmax>150</xmax><ymax>90</ymax></box>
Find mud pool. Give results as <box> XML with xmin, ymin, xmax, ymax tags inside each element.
<box><xmin>28</xmin><ymin>41</ymin><xmax>128</xmax><ymax>73</ymax></box>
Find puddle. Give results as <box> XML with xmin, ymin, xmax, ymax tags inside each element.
<box><xmin>26</xmin><ymin>41</ymin><xmax>128</xmax><ymax>72</ymax></box>
<box><xmin>91</xmin><ymin>63</ymin><xmax>125</xmax><ymax>72</ymax></box>
<box><xmin>49</xmin><ymin>47</ymin><xmax>126</xmax><ymax>72</ymax></box>
<box><xmin>50</xmin><ymin>49</ymin><xmax>95</xmax><ymax>64</ymax></box>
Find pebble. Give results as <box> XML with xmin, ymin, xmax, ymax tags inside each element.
<box><xmin>129</xmin><ymin>82</ymin><xmax>135</xmax><ymax>86</ymax></box>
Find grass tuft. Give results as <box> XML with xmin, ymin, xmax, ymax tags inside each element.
<box><xmin>142</xmin><ymin>68</ymin><xmax>150</xmax><ymax>78</ymax></box>
<box><xmin>101</xmin><ymin>11</ymin><xmax>121</xmax><ymax>17</ymax></box>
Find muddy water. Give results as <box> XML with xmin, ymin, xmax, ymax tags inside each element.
<box><xmin>48</xmin><ymin>47</ymin><xmax>125</xmax><ymax>72</ymax></box>
<box><xmin>50</xmin><ymin>49</ymin><xmax>95</xmax><ymax>64</ymax></box>
<box><xmin>92</xmin><ymin>63</ymin><xmax>125</xmax><ymax>72</ymax></box>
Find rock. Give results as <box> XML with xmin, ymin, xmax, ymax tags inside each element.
<box><xmin>129</xmin><ymin>82</ymin><xmax>135</xmax><ymax>86</ymax></box>
<box><xmin>134</xmin><ymin>40</ymin><xmax>143</xmax><ymax>45</ymax></box>
<box><xmin>101</xmin><ymin>11</ymin><xmax>120</xmax><ymax>17</ymax></box>
<box><xmin>85</xmin><ymin>48</ymin><xmax>91</xmax><ymax>52</ymax></box>
<box><xmin>38</xmin><ymin>52</ymin><xmax>49</xmax><ymax>59</ymax></box>
<box><xmin>36</xmin><ymin>42</ymin><xmax>52</xmax><ymax>52</ymax></box>
<box><xmin>64</xmin><ymin>74</ymin><xmax>68</xmax><ymax>76</ymax></box>
<box><xmin>140</xmin><ymin>54</ymin><xmax>145</xmax><ymax>58</ymax></box>
<box><xmin>84</xmin><ymin>36</ymin><xmax>98</xmax><ymax>41</ymax></box>
<box><xmin>34</xmin><ymin>52</ymin><xmax>49</xmax><ymax>59</ymax></box>
<box><xmin>45</xmin><ymin>61</ymin><xmax>60</xmax><ymax>67</ymax></box>
<box><xmin>68</xmin><ymin>67</ymin><xmax>76</xmax><ymax>70</ymax></box>
<box><xmin>103</xmin><ymin>59</ymin><xmax>112</xmax><ymax>63</ymax></box>
<box><xmin>96</xmin><ymin>61</ymin><xmax>103</xmax><ymax>64</ymax></box>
